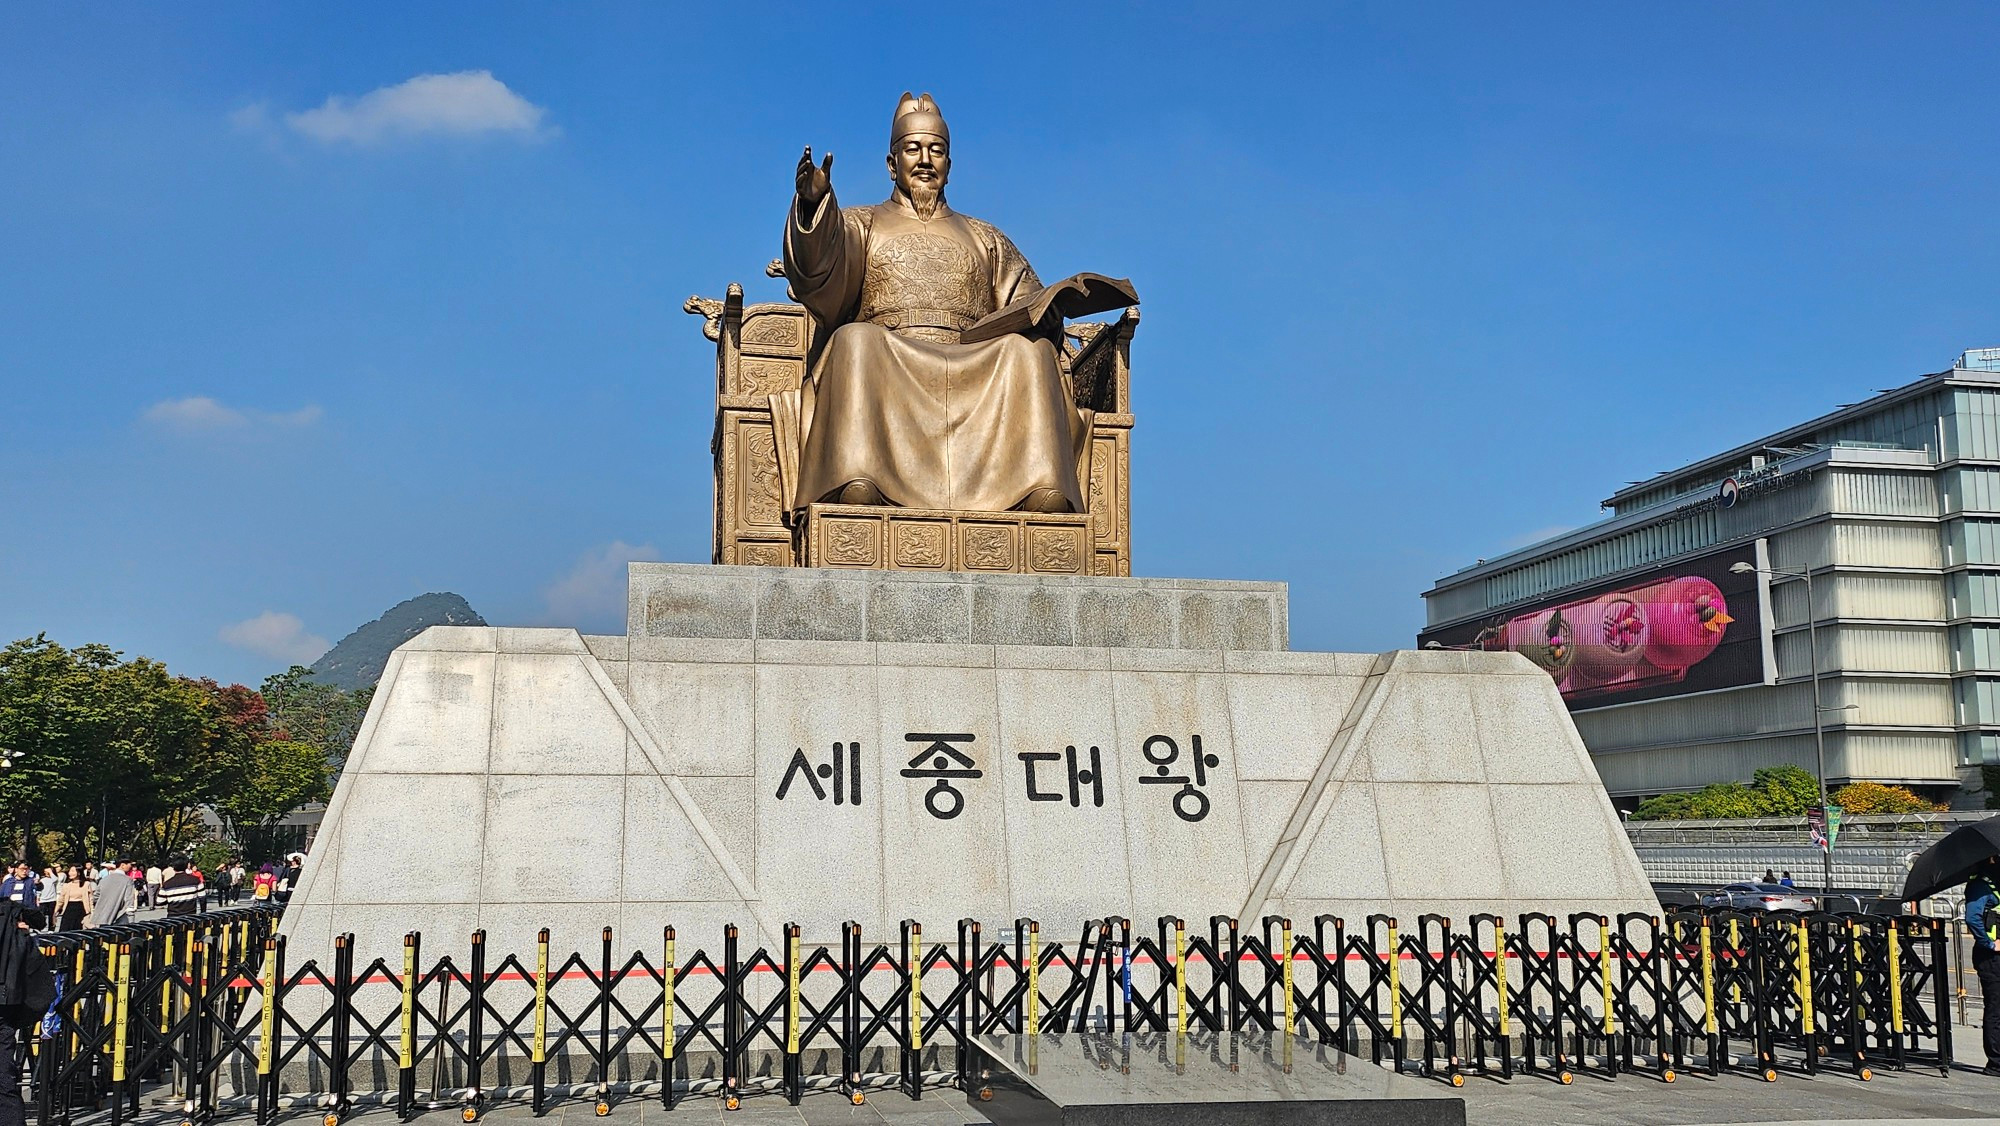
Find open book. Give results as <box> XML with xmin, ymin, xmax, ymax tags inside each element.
<box><xmin>959</xmin><ymin>272</ymin><xmax>1139</xmax><ymax>344</ymax></box>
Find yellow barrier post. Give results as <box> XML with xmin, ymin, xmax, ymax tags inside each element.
<box><xmin>1888</xmin><ymin>925</ymin><xmax>1904</xmax><ymax>1034</ymax></box>
<box><xmin>663</xmin><ymin>927</ymin><xmax>676</xmax><ymax>1062</ymax></box>
<box><xmin>1599</xmin><ymin>924</ymin><xmax>1616</xmax><ymax>1038</ymax></box>
<box><xmin>399</xmin><ymin>938</ymin><xmax>416</xmax><ymax>1072</ymax></box>
<box><xmin>534</xmin><ymin>930</ymin><xmax>549</xmax><ymax>1065</ymax></box>
<box><xmin>1795</xmin><ymin>919</ymin><xmax>1815</xmax><ymax>1036</ymax></box>
<box><xmin>1386</xmin><ymin>922</ymin><xmax>1403</xmax><ymax>1050</ymax></box>
<box><xmin>1728</xmin><ymin>919</ymin><xmax>1742</xmax><ymax>1004</ymax></box>
<box><xmin>786</xmin><ymin>927</ymin><xmax>801</xmax><ymax>1055</ymax></box>
<box><xmin>258</xmin><ymin>938</ymin><xmax>278</xmax><ymax>1079</ymax></box>
<box><xmin>1027</xmin><ymin>923</ymin><xmax>1040</xmax><ymax>1037</ymax></box>
<box><xmin>1173</xmin><ymin>919</ymin><xmax>1187</xmax><ymax>1037</ymax></box>
<box><xmin>910</xmin><ymin>922</ymin><xmax>924</xmax><ymax>1052</ymax></box>
<box><xmin>1700</xmin><ymin>919</ymin><xmax>1718</xmax><ymax>1037</ymax></box>
<box><xmin>1495</xmin><ymin>923</ymin><xmax>1510</xmax><ymax>1041</ymax></box>
<box><xmin>111</xmin><ymin>943</ymin><xmax>132</xmax><ymax>1087</ymax></box>
<box><xmin>160</xmin><ymin>934</ymin><xmax>175</xmax><ymax>1035</ymax></box>
<box><xmin>1280</xmin><ymin>920</ymin><xmax>1294</xmax><ymax>1036</ymax></box>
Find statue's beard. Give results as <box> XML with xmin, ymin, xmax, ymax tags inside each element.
<box><xmin>906</xmin><ymin>178</ymin><xmax>944</xmax><ymax>220</ymax></box>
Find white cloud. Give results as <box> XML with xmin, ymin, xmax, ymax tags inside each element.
<box><xmin>228</xmin><ymin>102</ymin><xmax>272</xmax><ymax>133</ymax></box>
<box><xmin>142</xmin><ymin>396</ymin><xmax>321</xmax><ymax>432</ymax></box>
<box><xmin>544</xmin><ymin>541</ymin><xmax>661</xmax><ymax>631</ymax></box>
<box><xmin>219</xmin><ymin>612</ymin><xmax>331</xmax><ymax>665</ymax></box>
<box><xmin>283</xmin><ymin>71</ymin><xmax>550</xmax><ymax>145</ymax></box>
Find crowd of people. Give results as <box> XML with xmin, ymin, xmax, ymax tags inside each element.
<box><xmin>0</xmin><ymin>853</ymin><xmax>303</xmax><ymax>930</ymax></box>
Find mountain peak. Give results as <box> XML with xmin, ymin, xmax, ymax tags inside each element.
<box><xmin>309</xmin><ymin>592</ymin><xmax>486</xmax><ymax>690</ymax></box>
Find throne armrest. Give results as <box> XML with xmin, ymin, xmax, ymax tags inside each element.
<box><xmin>1063</xmin><ymin>307</ymin><xmax>1140</xmax><ymax>415</ymax></box>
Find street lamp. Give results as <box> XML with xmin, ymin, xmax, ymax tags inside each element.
<box><xmin>1732</xmin><ymin>560</ymin><xmax>1844</xmax><ymax>897</ymax></box>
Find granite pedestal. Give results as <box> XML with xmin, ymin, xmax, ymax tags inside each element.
<box><xmin>281</xmin><ymin>564</ymin><xmax>1657</xmax><ymax>969</ymax></box>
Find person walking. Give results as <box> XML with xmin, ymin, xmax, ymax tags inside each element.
<box><xmin>1761</xmin><ymin>868</ymin><xmax>1778</xmax><ymax>883</ymax></box>
<box><xmin>157</xmin><ymin>858</ymin><xmax>202</xmax><ymax>919</ymax></box>
<box><xmin>276</xmin><ymin>854</ymin><xmax>302</xmax><ymax>907</ymax></box>
<box><xmin>1780</xmin><ymin>871</ymin><xmax>1796</xmax><ymax>888</ymax></box>
<box><xmin>90</xmin><ymin>859</ymin><xmax>137</xmax><ymax>928</ymax></box>
<box><xmin>0</xmin><ymin>866</ymin><xmax>34</xmax><ymax>926</ymax></box>
<box><xmin>143</xmin><ymin>863</ymin><xmax>162</xmax><ymax>909</ymax></box>
<box><xmin>251</xmin><ymin>864</ymin><xmax>277</xmax><ymax>904</ymax></box>
<box><xmin>33</xmin><ymin>869</ymin><xmax>55</xmax><ymax>930</ymax></box>
<box><xmin>1967</xmin><ymin>858</ymin><xmax>2000</xmax><ymax>1075</ymax></box>
<box><xmin>53</xmin><ymin>868</ymin><xmax>91</xmax><ymax>932</ymax></box>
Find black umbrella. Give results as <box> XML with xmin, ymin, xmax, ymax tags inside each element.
<box><xmin>1901</xmin><ymin>815</ymin><xmax>2000</xmax><ymax>902</ymax></box>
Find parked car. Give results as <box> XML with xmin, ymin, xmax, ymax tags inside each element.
<box><xmin>1699</xmin><ymin>883</ymin><xmax>1818</xmax><ymax>912</ymax></box>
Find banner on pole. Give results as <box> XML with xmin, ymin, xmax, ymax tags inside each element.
<box><xmin>1808</xmin><ymin>805</ymin><xmax>1843</xmax><ymax>853</ymax></box>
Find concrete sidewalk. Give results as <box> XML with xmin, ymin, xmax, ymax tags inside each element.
<box><xmin>96</xmin><ymin>1062</ymin><xmax>2000</xmax><ymax>1126</ymax></box>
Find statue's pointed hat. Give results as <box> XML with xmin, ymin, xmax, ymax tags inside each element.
<box><xmin>890</xmin><ymin>91</ymin><xmax>949</xmax><ymax>146</ymax></box>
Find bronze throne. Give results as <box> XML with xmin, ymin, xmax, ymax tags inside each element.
<box><xmin>686</xmin><ymin>275</ymin><xmax>1137</xmax><ymax>577</ymax></box>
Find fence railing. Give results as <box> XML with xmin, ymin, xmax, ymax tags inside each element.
<box><xmin>28</xmin><ymin>905</ymin><xmax>1958</xmax><ymax>1125</ymax></box>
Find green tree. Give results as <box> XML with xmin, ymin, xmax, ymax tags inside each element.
<box><xmin>1632</xmin><ymin>791</ymin><xmax>1698</xmax><ymax>820</ymax></box>
<box><xmin>215</xmin><ymin>739</ymin><xmax>330</xmax><ymax>863</ymax></box>
<box><xmin>0</xmin><ymin>635</ymin><xmax>269</xmax><ymax>863</ymax></box>
<box><xmin>1687</xmin><ymin>782</ymin><xmax>1766</xmax><ymax>819</ymax></box>
<box><xmin>1631</xmin><ymin>764</ymin><xmax>1833</xmax><ymax>822</ymax></box>
<box><xmin>1749</xmin><ymin>765</ymin><xmax>1822</xmax><ymax>817</ymax></box>
<box><xmin>260</xmin><ymin>666</ymin><xmax>372</xmax><ymax>775</ymax></box>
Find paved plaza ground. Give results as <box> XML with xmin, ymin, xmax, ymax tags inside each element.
<box><xmin>89</xmin><ymin>1063</ymin><xmax>2000</xmax><ymax>1126</ymax></box>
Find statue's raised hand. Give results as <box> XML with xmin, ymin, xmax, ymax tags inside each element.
<box><xmin>796</xmin><ymin>146</ymin><xmax>833</xmax><ymax>210</ymax></box>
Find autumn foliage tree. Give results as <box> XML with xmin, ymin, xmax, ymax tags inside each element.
<box><xmin>0</xmin><ymin>635</ymin><xmax>348</xmax><ymax>863</ymax></box>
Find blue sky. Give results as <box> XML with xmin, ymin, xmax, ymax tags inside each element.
<box><xmin>2</xmin><ymin>4</ymin><xmax>1995</xmax><ymax>686</ymax></box>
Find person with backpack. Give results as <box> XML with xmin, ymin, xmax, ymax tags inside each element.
<box><xmin>251</xmin><ymin>864</ymin><xmax>277</xmax><ymax>904</ymax></box>
<box><xmin>1965</xmin><ymin>857</ymin><xmax>2000</xmax><ymax>1075</ymax></box>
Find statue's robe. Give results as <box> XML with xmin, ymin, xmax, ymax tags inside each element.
<box><xmin>780</xmin><ymin>188</ymin><xmax>1087</xmax><ymax>515</ymax></box>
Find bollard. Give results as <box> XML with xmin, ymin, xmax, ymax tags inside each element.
<box><xmin>901</xmin><ymin>920</ymin><xmax>924</xmax><ymax>1101</ymax></box>
<box><xmin>465</xmin><ymin>930</ymin><xmax>488</xmax><ymax>1121</ymax></box>
<box><xmin>257</xmin><ymin>938</ymin><xmax>278</xmax><ymax>1126</ymax></box>
<box><xmin>398</xmin><ymin>934</ymin><xmax>417</xmax><ymax>1122</ymax></box>
<box><xmin>160</xmin><ymin>934</ymin><xmax>175</xmax><ymax>1037</ymax></box>
<box><xmin>1795</xmin><ymin>919</ymin><xmax>1815</xmax><ymax>1038</ymax></box>
<box><xmin>662</xmin><ymin>926</ymin><xmax>676</xmax><ymax>1109</ymax></box>
<box><xmin>1280</xmin><ymin>919</ymin><xmax>1294</xmax><ymax>1037</ymax></box>
<box><xmin>1599</xmin><ymin>924</ymin><xmax>1616</xmax><ymax>1040</ymax></box>
<box><xmin>330</xmin><ymin>934</ymin><xmax>355</xmax><ymax>1124</ymax></box>
<box><xmin>531</xmin><ymin>929</ymin><xmax>548</xmax><ymax>1116</ymax></box>
<box><xmin>111</xmin><ymin>943</ymin><xmax>132</xmax><ymax>1126</ymax></box>
<box><xmin>1173</xmin><ymin>919</ymin><xmax>1187</xmax><ymax>1037</ymax></box>
<box><xmin>1028</xmin><ymin>922</ymin><xmax>1041</xmax><ymax>1037</ymax></box>
<box><xmin>1386</xmin><ymin>920</ymin><xmax>1403</xmax><ymax>1060</ymax></box>
<box><xmin>1887</xmin><ymin>923</ymin><xmax>1904</xmax><ymax>1036</ymax></box>
<box><xmin>596</xmin><ymin>927</ymin><xmax>613</xmax><ymax>1116</ymax></box>
<box><xmin>785</xmin><ymin>923</ymin><xmax>802</xmax><ymax>1106</ymax></box>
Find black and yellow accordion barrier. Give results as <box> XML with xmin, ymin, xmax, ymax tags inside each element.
<box><xmin>28</xmin><ymin>906</ymin><xmax>1955</xmax><ymax>1126</ymax></box>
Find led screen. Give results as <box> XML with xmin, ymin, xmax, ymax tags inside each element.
<box><xmin>1418</xmin><ymin>545</ymin><xmax>1768</xmax><ymax>710</ymax></box>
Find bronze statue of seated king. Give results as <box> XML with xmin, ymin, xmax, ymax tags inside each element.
<box><xmin>688</xmin><ymin>92</ymin><xmax>1139</xmax><ymax>577</ymax></box>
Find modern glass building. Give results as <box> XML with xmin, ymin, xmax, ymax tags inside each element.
<box><xmin>1421</xmin><ymin>348</ymin><xmax>2000</xmax><ymax>807</ymax></box>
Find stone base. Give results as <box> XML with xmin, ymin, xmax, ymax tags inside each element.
<box><xmin>281</xmin><ymin>619</ymin><xmax>1658</xmax><ymax>970</ymax></box>
<box><xmin>803</xmin><ymin>503</ymin><xmax>1107</xmax><ymax>576</ymax></box>
<box><xmin>627</xmin><ymin>563</ymin><xmax>1288</xmax><ymax>650</ymax></box>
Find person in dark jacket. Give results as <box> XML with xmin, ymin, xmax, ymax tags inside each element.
<box><xmin>1966</xmin><ymin>858</ymin><xmax>2000</xmax><ymax>1075</ymax></box>
<box><xmin>0</xmin><ymin>898</ymin><xmax>54</xmax><ymax>1126</ymax></box>
<box><xmin>157</xmin><ymin>858</ymin><xmax>203</xmax><ymax>918</ymax></box>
